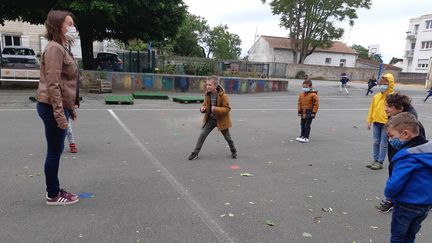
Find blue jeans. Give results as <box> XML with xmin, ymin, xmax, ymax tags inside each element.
<box><xmin>391</xmin><ymin>203</ymin><xmax>431</xmax><ymax>243</ymax></box>
<box><xmin>37</xmin><ymin>102</ymin><xmax>71</xmax><ymax>198</ymax></box>
<box><xmin>372</xmin><ymin>122</ymin><xmax>387</xmax><ymax>163</ymax></box>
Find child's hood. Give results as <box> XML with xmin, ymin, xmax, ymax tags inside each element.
<box><xmin>393</xmin><ymin>141</ymin><xmax>432</xmax><ymax>168</ymax></box>
<box><xmin>382</xmin><ymin>73</ymin><xmax>395</xmax><ymax>94</ymax></box>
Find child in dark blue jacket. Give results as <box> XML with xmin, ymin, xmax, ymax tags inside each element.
<box><xmin>339</xmin><ymin>73</ymin><xmax>349</xmax><ymax>95</ymax></box>
<box><xmin>384</xmin><ymin>112</ymin><xmax>431</xmax><ymax>243</ymax></box>
<box><xmin>424</xmin><ymin>88</ymin><xmax>432</xmax><ymax>102</ymax></box>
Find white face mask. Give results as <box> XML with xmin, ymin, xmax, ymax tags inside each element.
<box><xmin>65</xmin><ymin>26</ymin><xmax>78</xmax><ymax>41</ymax></box>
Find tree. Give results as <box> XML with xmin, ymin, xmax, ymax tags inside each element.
<box><xmin>351</xmin><ymin>44</ymin><xmax>370</xmax><ymax>59</ymax></box>
<box><xmin>125</xmin><ymin>39</ymin><xmax>148</xmax><ymax>51</ymax></box>
<box><xmin>262</xmin><ymin>0</ymin><xmax>371</xmax><ymax>64</ymax></box>
<box><xmin>389</xmin><ymin>57</ymin><xmax>402</xmax><ymax>65</ymax></box>
<box><xmin>171</xmin><ymin>14</ymin><xmax>209</xmax><ymax>57</ymax></box>
<box><xmin>0</xmin><ymin>0</ymin><xmax>186</xmax><ymax>70</ymax></box>
<box><xmin>204</xmin><ymin>24</ymin><xmax>242</xmax><ymax>60</ymax></box>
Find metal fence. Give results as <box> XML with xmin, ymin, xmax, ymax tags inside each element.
<box><xmin>112</xmin><ymin>51</ymin><xmax>287</xmax><ymax>78</ymax></box>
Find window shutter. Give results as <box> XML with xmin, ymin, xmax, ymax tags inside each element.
<box><xmin>21</xmin><ymin>35</ymin><xmax>30</xmax><ymax>47</ymax></box>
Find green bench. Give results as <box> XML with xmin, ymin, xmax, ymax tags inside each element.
<box><xmin>132</xmin><ymin>92</ymin><xmax>169</xmax><ymax>100</ymax></box>
<box><xmin>105</xmin><ymin>95</ymin><xmax>134</xmax><ymax>105</ymax></box>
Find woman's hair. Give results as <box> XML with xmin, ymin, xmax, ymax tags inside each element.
<box><xmin>45</xmin><ymin>10</ymin><xmax>73</xmax><ymax>44</ymax></box>
<box><xmin>303</xmin><ymin>79</ymin><xmax>312</xmax><ymax>87</ymax></box>
<box><xmin>386</xmin><ymin>92</ymin><xmax>412</xmax><ymax>111</ymax></box>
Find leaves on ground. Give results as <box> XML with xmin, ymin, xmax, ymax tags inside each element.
<box><xmin>240</xmin><ymin>173</ymin><xmax>253</xmax><ymax>177</ymax></box>
<box><xmin>265</xmin><ymin>220</ymin><xmax>275</xmax><ymax>226</ymax></box>
<box><xmin>322</xmin><ymin>207</ymin><xmax>333</xmax><ymax>212</ymax></box>
<box><xmin>302</xmin><ymin>232</ymin><xmax>312</xmax><ymax>238</ymax></box>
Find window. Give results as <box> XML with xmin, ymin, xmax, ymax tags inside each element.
<box><xmin>339</xmin><ymin>59</ymin><xmax>346</xmax><ymax>67</ymax></box>
<box><xmin>414</xmin><ymin>24</ymin><xmax>419</xmax><ymax>35</ymax></box>
<box><xmin>325</xmin><ymin>58</ymin><xmax>331</xmax><ymax>64</ymax></box>
<box><xmin>411</xmin><ymin>43</ymin><xmax>416</xmax><ymax>50</ymax></box>
<box><xmin>426</xmin><ymin>20</ymin><xmax>432</xmax><ymax>30</ymax></box>
<box><xmin>417</xmin><ymin>59</ymin><xmax>429</xmax><ymax>69</ymax></box>
<box><xmin>421</xmin><ymin>41</ymin><xmax>432</xmax><ymax>49</ymax></box>
<box><xmin>3</xmin><ymin>35</ymin><xmax>21</xmax><ymax>46</ymax></box>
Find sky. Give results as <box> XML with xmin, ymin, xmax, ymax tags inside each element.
<box><xmin>183</xmin><ymin>0</ymin><xmax>431</xmax><ymax>63</ymax></box>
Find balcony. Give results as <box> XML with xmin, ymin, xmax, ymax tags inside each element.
<box><xmin>405</xmin><ymin>49</ymin><xmax>414</xmax><ymax>58</ymax></box>
<box><xmin>406</xmin><ymin>31</ymin><xmax>417</xmax><ymax>40</ymax></box>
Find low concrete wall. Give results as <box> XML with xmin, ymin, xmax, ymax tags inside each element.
<box><xmin>285</xmin><ymin>63</ymin><xmax>399</xmax><ymax>81</ymax></box>
<box><xmin>398</xmin><ymin>72</ymin><xmax>427</xmax><ymax>85</ymax></box>
<box><xmin>81</xmin><ymin>71</ymin><xmax>289</xmax><ymax>93</ymax></box>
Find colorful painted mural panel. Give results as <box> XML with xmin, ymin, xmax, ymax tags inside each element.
<box><xmin>174</xmin><ymin>76</ymin><xmax>190</xmax><ymax>92</ymax></box>
<box><xmin>143</xmin><ymin>75</ymin><xmax>154</xmax><ymax>90</ymax></box>
<box><xmin>223</xmin><ymin>78</ymin><xmax>240</xmax><ymax>94</ymax></box>
<box><xmin>256</xmin><ymin>80</ymin><xmax>266</xmax><ymax>92</ymax></box>
<box><xmin>161</xmin><ymin>76</ymin><xmax>174</xmax><ymax>91</ymax></box>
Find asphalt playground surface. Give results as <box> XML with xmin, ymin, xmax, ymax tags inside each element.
<box><xmin>0</xmin><ymin>79</ymin><xmax>431</xmax><ymax>243</ymax></box>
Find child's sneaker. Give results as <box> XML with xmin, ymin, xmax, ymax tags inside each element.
<box><xmin>375</xmin><ymin>200</ymin><xmax>393</xmax><ymax>213</ymax></box>
<box><xmin>295</xmin><ymin>137</ymin><xmax>304</xmax><ymax>142</ymax></box>
<box><xmin>302</xmin><ymin>138</ymin><xmax>310</xmax><ymax>143</ymax></box>
<box><xmin>69</xmin><ymin>143</ymin><xmax>78</xmax><ymax>153</ymax></box>
<box><xmin>366</xmin><ymin>161</ymin><xmax>377</xmax><ymax>168</ymax></box>
<box><xmin>46</xmin><ymin>189</ymin><xmax>79</xmax><ymax>206</ymax></box>
<box><xmin>370</xmin><ymin>162</ymin><xmax>383</xmax><ymax>170</ymax></box>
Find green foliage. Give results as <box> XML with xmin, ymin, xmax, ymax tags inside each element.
<box><xmin>295</xmin><ymin>70</ymin><xmax>306</xmax><ymax>79</ymax></box>
<box><xmin>168</xmin><ymin>14</ymin><xmax>242</xmax><ymax>60</ymax></box>
<box><xmin>1</xmin><ymin>0</ymin><xmax>187</xmax><ymax>70</ymax></box>
<box><xmin>171</xmin><ymin>14</ymin><xmax>209</xmax><ymax>57</ymax></box>
<box><xmin>205</xmin><ymin>24</ymin><xmax>242</xmax><ymax>60</ymax></box>
<box><xmin>351</xmin><ymin>44</ymin><xmax>370</xmax><ymax>59</ymax></box>
<box><xmin>389</xmin><ymin>57</ymin><xmax>402</xmax><ymax>65</ymax></box>
<box><xmin>126</xmin><ymin>39</ymin><xmax>148</xmax><ymax>51</ymax></box>
<box><xmin>262</xmin><ymin>0</ymin><xmax>371</xmax><ymax>64</ymax></box>
<box><xmin>183</xmin><ymin>60</ymin><xmax>217</xmax><ymax>76</ymax></box>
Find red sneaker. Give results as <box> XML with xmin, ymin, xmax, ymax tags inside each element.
<box><xmin>69</xmin><ymin>143</ymin><xmax>78</xmax><ymax>153</ymax></box>
<box><xmin>46</xmin><ymin>189</ymin><xmax>79</xmax><ymax>205</ymax></box>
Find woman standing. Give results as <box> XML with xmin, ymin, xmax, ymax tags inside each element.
<box><xmin>36</xmin><ymin>10</ymin><xmax>80</xmax><ymax>205</ymax></box>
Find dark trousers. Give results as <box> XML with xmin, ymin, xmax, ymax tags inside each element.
<box><xmin>366</xmin><ymin>86</ymin><xmax>374</xmax><ymax>95</ymax></box>
<box><xmin>425</xmin><ymin>93</ymin><xmax>432</xmax><ymax>102</ymax></box>
<box><xmin>391</xmin><ymin>203</ymin><xmax>431</xmax><ymax>243</ymax></box>
<box><xmin>193</xmin><ymin>116</ymin><xmax>236</xmax><ymax>154</ymax></box>
<box><xmin>300</xmin><ymin>118</ymin><xmax>313</xmax><ymax>138</ymax></box>
<box><xmin>37</xmin><ymin>102</ymin><xmax>71</xmax><ymax>198</ymax></box>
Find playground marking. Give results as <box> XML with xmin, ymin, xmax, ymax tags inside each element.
<box><xmin>107</xmin><ymin>109</ymin><xmax>235</xmax><ymax>243</ymax></box>
<box><xmin>0</xmin><ymin>108</ymin><xmax>369</xmax><ymax>112</ymax></box>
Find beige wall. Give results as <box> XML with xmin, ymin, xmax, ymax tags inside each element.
<box><xmin>0</xmin><ymin>20</ymin><xmax>45</xmax><ymax>54</ymax></box>
<box><xmin>285</xmin><ymin>63</ymin><xmax>400</xmax><ymax>82</ymax></box>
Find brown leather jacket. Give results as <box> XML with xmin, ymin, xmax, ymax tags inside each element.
<box><xmin>37</xmin><ymin>41</ymin><xmax>78</xmax><ymax>126</ymax></box>
<box><xmin>201</xmin><ymin>86</ymin><xmax>232</xmax><ymax>131</ymax></box>
<box><xmin>298</xmin><ymin>89</ymin><xmax>319</xmax><ymax>118</ymax></box>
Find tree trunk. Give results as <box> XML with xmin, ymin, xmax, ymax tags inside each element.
<box><xmin>79</xmin><ymin>27</ymin><xmax>95</xmax><ymax>70</ymax></box>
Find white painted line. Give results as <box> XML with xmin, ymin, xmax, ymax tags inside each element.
<box><xmin>107</xmin><ymin>109</ymin><xmax>234</xmax><ymax>243</ymax></box>
<box><xmin>0</xmin><ymin>108</ymin><xmax>368</xmax><ymax>112</ymax></box>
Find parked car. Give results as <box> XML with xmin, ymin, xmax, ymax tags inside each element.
<box><xmin>1</xmin><ymin>46</ymin><xmax>39</xmax><ymax>69</ymax></box>
<box><xmin>94</xmin><ymin>52</ymin><xmax>123</xmax><ymax>71</ymax></box>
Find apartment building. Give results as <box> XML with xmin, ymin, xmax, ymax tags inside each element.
<box><xmin>402</xmin><ymin>14</ymin><xmax>432</xmax><ymax>73</ymax></box>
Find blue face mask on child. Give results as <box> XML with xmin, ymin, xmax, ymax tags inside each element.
<box><xmin>389</xmin><ymin>137</ymin><xmax>407</xmax><ymax>150</ymax></box>
<box><xmin>379</xmin><ymin>85</ymin><xmax>388</xmax><ymax>93</ymax></box>
<box><xmin>302</xmin><ymin>87</ymin><xmax>310</xmax><ymax>92</ymax></box>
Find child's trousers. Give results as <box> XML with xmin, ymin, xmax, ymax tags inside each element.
<box><xmin>300</xmin><ymin>118</ymin><xmax>313</xmax><ymax>138</ymax></box>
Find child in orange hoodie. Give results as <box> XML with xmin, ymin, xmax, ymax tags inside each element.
<box><xmin>296</xmin><ymin>80</ymin><xmax>319</xmax><ymax>143</ymax></box>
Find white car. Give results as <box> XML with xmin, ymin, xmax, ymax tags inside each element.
<box><xmin>1</xmin><ymin>46</ymin><xmax>39</xmax><ymax>69</ymax></box>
